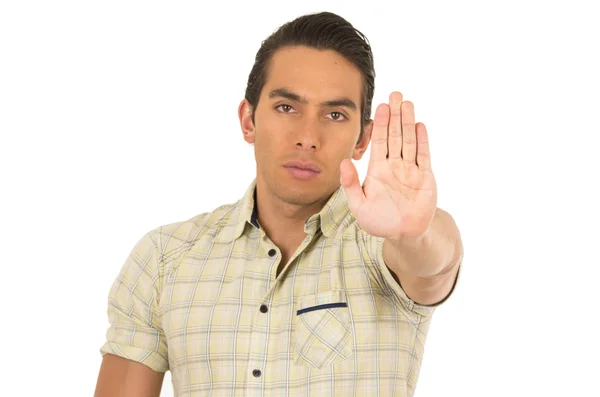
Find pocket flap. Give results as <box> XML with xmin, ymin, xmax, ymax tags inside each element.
<box><xmin>297</xmin><ymin>290</ymin><xmax>347</xmax><ymax>315</ymax></box>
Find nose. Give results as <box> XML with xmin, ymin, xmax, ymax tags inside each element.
<box><xmin>295</xmin><ymin>117</ymin><xmax>320</xmax><ymax>151</ymax></box>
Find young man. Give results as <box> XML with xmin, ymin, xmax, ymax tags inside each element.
<box><xmin>95</xmin><ymin>11</ymin><xmax>463</xmax><ymax>397</ymax></box>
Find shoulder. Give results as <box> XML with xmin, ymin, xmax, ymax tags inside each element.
<box><xmin>147</xmin><ymin>200</ymin><xmax>241</xmax><ymax>264</ymax></box>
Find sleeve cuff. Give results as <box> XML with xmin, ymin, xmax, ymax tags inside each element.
<box><xmin>374</xmin><ymin>236</ymin><xmax>462</xmax><ymax>318</ymax></box>
<box><xmin>100</xmin><ymin>342</ymin><xmax>169</xmax><ymax>373</ymax></box>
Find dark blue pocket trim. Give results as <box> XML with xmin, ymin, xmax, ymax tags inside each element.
<box><xmin>297</xmin><ymin>302</ymin><xmax>348</xmax><ymax>316</ymax></box>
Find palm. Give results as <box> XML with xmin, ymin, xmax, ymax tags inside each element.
<box><xmin>341</xmin><ymin>92</ymin><xmax>438</xmax><ymax>240</ymax></box>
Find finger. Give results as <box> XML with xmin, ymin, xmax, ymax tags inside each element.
<box><xmin>340</xmin><ymin>158</ymin><xmax>365</xmax><ymax>211</ymax></box>
<box><xmin>401</xmin><ymin>101</ymin><xmax>417</xmax><ymax>165</ymax></box>
<box><xmin>387</xmin><ymin>91</ymin><xmax>403</xmax><ymax>162</ymax></box>
<box><xmin>369</xmin><ymin>103</ymin><xmax>390</xmax><ymax>166</ymax></box>
<box><xmin>416</xmin><ymin>122</ymin><xmax>432</xmax><ymax>170</ymax></box>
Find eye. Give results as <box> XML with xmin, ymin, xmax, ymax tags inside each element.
<box><xmin>327</xmin><ymin>112</ymin><xmax>347</xmax><ymax>121</ymax></box>
<box><xmin>275</xmin><ymin>104</ymin><xmax>295</xmax><ymax>113</ymax></box>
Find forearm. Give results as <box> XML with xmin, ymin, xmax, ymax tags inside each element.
<box><xmin>383</xmin><ymin>208</ymin><xmax>463</xmax><ymax>278</ymax></box>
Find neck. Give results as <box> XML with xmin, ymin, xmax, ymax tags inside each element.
<box><xmin>255</xmin><ymin>179</ymin><xmax>329</xmax><ymax>246</ymax></box>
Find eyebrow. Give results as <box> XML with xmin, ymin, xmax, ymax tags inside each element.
<box><xmin>268</xmin><ymin>88</ymin><xmax>357</xmax><ymax>111</ymax></box>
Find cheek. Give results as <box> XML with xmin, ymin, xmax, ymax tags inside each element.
<box><xmin>254</xmin><ymin>128</ymin><xmax>284</xmax><ymax>162</ymax></box>
<box><xmin>326</xmin><ymin>136</ymin><xmax>359</xmax><ymax>157</ymax></box>
<box><xmin>258</xmin><ymin>122</ymin><xmax>290</xmax><ymax>148</ymax></box>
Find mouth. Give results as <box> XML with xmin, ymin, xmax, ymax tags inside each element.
<box><xmin>282</xmin><ymin>160</ymin><xmax>322</xmax><ymax>173</ymax></box>
<box><xmin>284</xmin><ymin>167</ymin><xmax>320</xmax><ymax>180</ymax></box>
<box><xmin>283</xmin><ymin>164</ymin><xmax>321</xmax><ymax>180</ymax></box>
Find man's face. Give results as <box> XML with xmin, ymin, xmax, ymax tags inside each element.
<box><xmin>240</xmin><ymin>45</ymin><xmax>371</xmax><ymax>206</ymax></box>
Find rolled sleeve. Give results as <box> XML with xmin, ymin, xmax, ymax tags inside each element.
<box><xmin>362</xmin><ymin>231</ymin><xmax>462</xmax><ymax>319</ymax></box>
<box><xmin>99</xmin><ymin>230</ymin><xmax>169</xmax><ymax>372</ymax></box>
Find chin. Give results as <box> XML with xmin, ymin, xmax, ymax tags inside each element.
<box><xmin>278</xmin><ymin>179</ymin><xmax>337</xmax><ymax>206</ymax></box>
<box><xmin>259</xmin><ymin>167</ymin><xmax>335</xmax><ymax>205</ymax></box>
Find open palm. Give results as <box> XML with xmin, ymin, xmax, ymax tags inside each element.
<box><xmin>340</xmin><ymin>92</ymin><xmax>438</xmax><ymax>240</ymax></box>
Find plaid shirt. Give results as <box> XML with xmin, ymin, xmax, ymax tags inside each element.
<box><xmin>100</xmin><ymin>178</ymin><xmax>461</xmax><ymax>396</ymax></box>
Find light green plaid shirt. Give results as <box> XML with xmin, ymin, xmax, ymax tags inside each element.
<box><xmin>100</xmin><ymin>178</ymin><xmax>461</xmax><ymax>396</ymax></box>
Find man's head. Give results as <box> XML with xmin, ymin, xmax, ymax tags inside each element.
<box><xmin>244</xmin><ymin>12</ymin><xmax>375</xmax><ymax>143</ymax></box>
<box><xmin>239</xmin><ymin>12</ymin><xmax>376</xmax><ymax>206</ymax></box>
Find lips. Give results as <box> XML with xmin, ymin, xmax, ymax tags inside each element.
<box><xmin>283</xmin><ymin>160</ymin><xmax>321</xmax><ymax>180</ymax></box>
<box><xmin>282</xmin><ymin>160</ymin><xmax>322</xmax><ymax>173</ymax></box>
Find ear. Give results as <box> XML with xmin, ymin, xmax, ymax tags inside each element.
<box><xmin>352</xmin><ymin>120</ymin><xmax>373</xmax><ymax>160</ymax></box>
<box><xmin>238</xmin><ymin>99</ymin><xmax>255</xmax><ymax>144</ymax></box>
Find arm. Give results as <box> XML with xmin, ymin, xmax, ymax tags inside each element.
<box><xmin>383</xmin><ymin>207</ymin><xmax>463</xmax><ymax>306</ymax></box>
<box><xmin>340</xmin><ymin>91</ymin><xmax>463</xmax><ymax>308</ymax></box>
<box><xmin>94</xmin><ymin>354</ymin><xmax>165</xmax><ymax>397</ymax></box>
<box><xmin>97</xmin><ymin>229</ymin><xmax>170</xmax><ymax>395</ymax></box>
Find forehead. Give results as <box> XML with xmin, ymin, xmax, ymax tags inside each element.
<box><xmin>263</xmin><ymin>46</ymin><xmax>362</xmax><ymax>102</ymax></box>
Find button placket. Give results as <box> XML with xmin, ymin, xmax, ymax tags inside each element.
<box><xmin>246</xmin><ymin>246</ymin><xmax>277</xmax><ymax>390</ymax></box>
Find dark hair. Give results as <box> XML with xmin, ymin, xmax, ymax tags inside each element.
<box><xmin>244</xmin><ymin>11</ymin><xmax>375</xmax><ymax>143</ymax></box>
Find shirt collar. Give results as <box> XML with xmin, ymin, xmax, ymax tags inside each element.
<box><xmin>212</xmin><ymin>178</ymin><xmax>351</xmax><ymax>243</ymax></box>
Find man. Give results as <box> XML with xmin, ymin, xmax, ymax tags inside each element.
<box><xmin>95</xmin><ymin>11</ymin><xmax>463</xmax><ymax>397</ymax></box>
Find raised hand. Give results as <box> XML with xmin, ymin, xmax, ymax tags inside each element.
<box><xmin>340</xmin><ymin>91</ymin><xmax>438</xmax><ymax>240</ymax></box>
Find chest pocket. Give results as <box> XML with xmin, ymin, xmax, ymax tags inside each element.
<box><xmin>292</xmin><ymin>290</ymin><xmax>354</xmax><ymax>369</ymax></box>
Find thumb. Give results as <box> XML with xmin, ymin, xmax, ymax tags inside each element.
<box><xmin>340</xmin><ymin>159</ymin><xmax>365</xmax><ymax>211</ymax></box>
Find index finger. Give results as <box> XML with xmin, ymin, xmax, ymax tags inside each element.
<box><xmin>369</xmin><ymin>103</ymin><xmax>390</xmax><ymax>166</ymax></box>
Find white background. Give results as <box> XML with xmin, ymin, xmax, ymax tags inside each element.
<box><xmin>1</xmin><ymin>1</ymin><xmax>599</xmax><ymax>396</ymax></box>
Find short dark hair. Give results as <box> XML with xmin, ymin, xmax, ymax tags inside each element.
<box><xmin>244</xmin><ymin>11</ymin><xmax>375</xmax><ymax>143</ymax></box>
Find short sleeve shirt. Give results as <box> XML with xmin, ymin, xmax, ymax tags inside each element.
<box><xmin>100</xmin><ymin>178</ymin><xmax>461</xmax><ymax>396</ymax></box>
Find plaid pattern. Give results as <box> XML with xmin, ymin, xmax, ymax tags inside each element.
<box><xmin>100</xmin><ymin>178</ymin><xmax>461</xmax><ymax>396</ymax></box>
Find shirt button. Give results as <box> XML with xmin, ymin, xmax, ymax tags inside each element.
<box><xmin>268</xmin><ymin>249</ymin><xmax>276</xmax><ymax>257</ymax></box>
<box><xmin>253</xmin><ymin>369</ymin><xmax>262</xmax><ymax>377</ymax></box>
<box><xmin>260</xmin><ymin>304</ymin><xmax>268</xmax><ymax>313</ymax></box>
